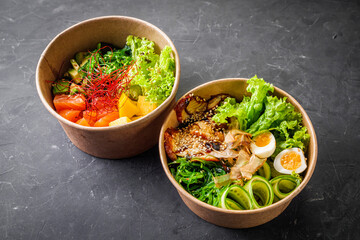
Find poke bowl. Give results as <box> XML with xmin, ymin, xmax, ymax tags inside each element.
<box><xmin>36</xmin><ymin>16</ymin><xmax>180</xmax><ymax>159</ymax></box>
<box><xmin>159</xmin><ymin>78</ymin><xmax>317</xmax><ymax>228</ymax></box>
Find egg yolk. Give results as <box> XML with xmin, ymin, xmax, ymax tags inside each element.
<box><xmin>254</xmin><ymin>132</ymin><xmax>271</xmax><ymax>147</ymax></box>
<box><xmin>280</xmin><ymin>151</ymin><xmax>302</xmax><ymax>170</ymax></box>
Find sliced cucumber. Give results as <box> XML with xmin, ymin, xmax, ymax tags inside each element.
<box><xmin>270</xmin><ymin>175</ymin><xmax>301</xmax><ymax>199</ymax></box>
<box><xmin>80</xmin><ymin>57</ymin><xmax>90</xmax><ymax>68</ymax></box>
<box><xmin>225</xmin><ymin>198</ymin><xmax>244</xmax><ymax>210</ymax></box>
<box><xmin>70</xmin><ymin>59</ymin><xmax>79</xmax><ymax>71</ymax></box>
<box><xmin>273</xmin><ymin>194</ymin><xmax>280</xmax><ymax>203</ymax></box>
<box><xmin>220</xmin><ymin>185</ymin><xmax>253</xmax><ymax>210</ymax></box>
<box><xmin>127</xmin><ymin>85</ymin><xmax>143</xmax><ymax>101</ymax></box>
<box><xmin>68</xmin><ymin>68</ymin><xmax>81</xmax><ymax>83</ymax></box>
<box><xmin>244</xmin><ymin>175</ymin><xmax>274</xmax><ymax>208</ymax></box>
<box><xmin>75</xmin><ymin>52</ymin><xmax>89</xmax><ymax>65</ymax></box>
<box><xmin>268</xmin><ymin>160</ymin><xmax>283</xmax><ymax>178</ymax></box>
<box><xmin>257</xmin><ymin>161</ymin><xmax>271</xmax><ymax>180</ymax></box>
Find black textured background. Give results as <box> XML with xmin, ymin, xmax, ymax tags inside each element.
<box><xmin>0</xmin><ymin>0</ymin><xmax>359</xmax><ymax>239</ymax></box>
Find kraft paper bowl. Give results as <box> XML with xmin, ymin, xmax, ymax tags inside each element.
<box><xmin>159</xmin><ymin>78</ymin><xmax>317</xmax><ymax>228</ymax></box>
<box><xmin>36</xmin><ymin>16</ymin><xmax>180</xmax><ymax>159</ymax></box>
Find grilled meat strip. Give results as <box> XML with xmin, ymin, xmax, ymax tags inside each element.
<box><xmin>164</xmin><ymin>119</ymin><xmax>225</xmax><ymax>161</ymax></box>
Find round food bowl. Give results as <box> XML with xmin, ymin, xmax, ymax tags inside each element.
<box><xmin>159</xmin><ymin>78</ymin><xmax>317</xmax><ymax>228</ymax></box>
<box><xmin>36</xmin><ymin>16</ymin><xmax>180</xmax><ymax>159</ymax></box>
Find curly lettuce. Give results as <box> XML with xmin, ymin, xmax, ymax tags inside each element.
<box><xmin>244</xmin><ymin>76</ymin><xmax>274</xmax><ymax>127</ymax></box>
<box><xmin>212</xmin><ymin>97</ymin><xmax>248</xmax><ymax>130</ymax></box>
<box><xmin>246</xmin><ymin>95</ymin><xmax>309</xmax><ymax>156</ymax></box>
<box><xmin>271</xmin><ymin>124</ymin><xmax>310</xmax><ymax>157</ymax></box>
<box><xmin>246</xmin><ymin>96</ymin><xmax>301</xmax><ymax>134</ymax></box>
<box><xmin>212</xmin><ymin>75</ymin><xmax>273</xmax><ymax>130</ymax></box>
<box><xmin>126</xmin><ymin>35</ymin><xmax>175</xmax><ymax>104</ymax></box>
<box><xmin>147</xmin><ymin>46</ymin><xmax>176</xmax><ymax>103</ymax></box>
<box><xmin>212</xmin><ymin>75</ymin><xmax>309</xmax><ymax>157</ymax></box>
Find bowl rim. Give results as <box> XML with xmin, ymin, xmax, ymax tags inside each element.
<box><xmin>36</xmin><ymin>15</ymin><xmax>180</xmax><ymax>131</ymax></box>
<box><xmin>159</xmin><ymin>77</ymin><xmax>318</xmax><ymax>215</ymax></box>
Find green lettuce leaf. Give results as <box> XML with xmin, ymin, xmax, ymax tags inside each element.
<box><xmin>126</xmin><ymin>36</ymin><xmax>175</xmax><ymax>104</ymax></box>
<box><xmin>212</xmin><ymin>97</ymin><xmax>247</xmax><ymax>130</ymax></box>
<box><xmin>244</xmin><ymin>76</ymin><xmax>274</xmax><ymax>127</ymax></box>
<box><xmin>246</xmin><ymin>96</ymin><xmax>301</xmax><ymax>134</ymax></box>
<box><xmin>211</xmin><ymin>75</ymin><xmax>309</xmax><ymax>158</ymax></box>
<box><xmin>246</xmin><ymin>94</ymin><xmax>309</xmax><ymax>157</ymax></box>
<box><xmin>272</xmin><ymin>125</ymin><xmax>310</xmax><ymax>157</ymax></box>
<box><xmin>212</xmin><ymin>75</ymin><xmax>273</xmax><ymax>130</ymax></box>
<box><xmin>127</xmin><ymin>35</ymin><xmax>159</xmax><ymax>79</ymax></box>
<box><xmin>147</xmin><ymin>46</ymin><xmax>175</xmax><ymax>104</ymax></box>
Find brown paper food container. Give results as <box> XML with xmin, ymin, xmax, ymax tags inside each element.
<box><xmin>159</xmin><ymin>78</ymin><xmax>318</xmax><ymax>228</ymax></box>
<box><xmin>36</xmin><ymin>16</ymin><xmax>180</xmax><ymax>159</ymax></box>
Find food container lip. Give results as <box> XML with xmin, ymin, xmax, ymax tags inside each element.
<box><xmin>36</xmin><ymin>15</ymin><xmax>180</xmax><ymax>131</ymax></box>
<box><xmin>159</xmin><ymin>77</ymin><xmax>318</xmax><ymax>214</ymax></box>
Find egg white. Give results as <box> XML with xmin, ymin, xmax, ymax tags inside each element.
<box><xmin>250</xmin><ymin>132</ymin><xmax>276</xmax><ymax>159</ymax></box>
<box><xmin>274</xmin><ymin>148</ymin><xmax>307</xmax><ymax>174</ymax></box>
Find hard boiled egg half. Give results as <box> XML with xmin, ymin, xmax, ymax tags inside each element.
<box><xmin>250</xmin><ymin>131</ymin><xmax>276</xmax><ymax>158</ymax></box>
<box><xmin>274</xmin><ymin>148</ymin><xmax>307</xmax><ymax>174</ymax></box>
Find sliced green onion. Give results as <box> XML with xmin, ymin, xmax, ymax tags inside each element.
<box><xmin>244</xmin><ymin>175</ymin><xmax>274</xmax><ymax>208</ymax></box>
<box><xmin>270</xmin><ymin>175</ymin><xmax>301</xmax><ymax>199</ymax></box>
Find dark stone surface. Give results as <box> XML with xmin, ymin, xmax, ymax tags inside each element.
<box><xmin>0</xmin><ymin>0</ymin><xmax>359</xmax><ymax>239</ymax></box>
